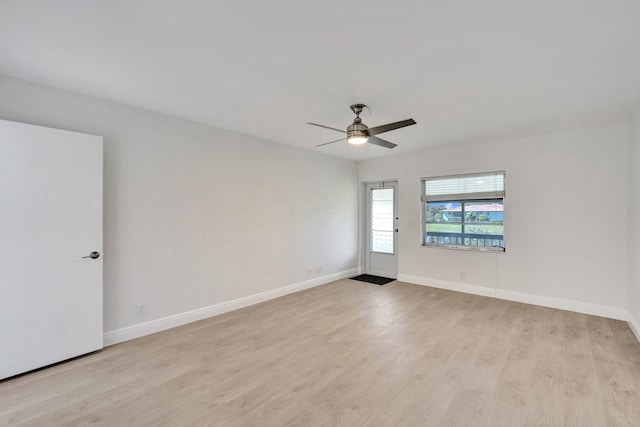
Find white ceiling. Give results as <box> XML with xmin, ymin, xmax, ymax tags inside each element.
<box><xmin>1</xmin><ymin>0</ymin><xmax>640</xmax><ymax>161</ymax></box>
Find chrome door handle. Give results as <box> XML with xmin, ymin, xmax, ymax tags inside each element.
<box><xmin>82</xmin><ymin>251</ymin><xmax>101</xmax><ymax>259</ymax></box>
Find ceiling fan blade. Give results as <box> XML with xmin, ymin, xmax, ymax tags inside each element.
<box><xmin>307</xmin><ymin>122</ymin><xmax>347</xmax><ymax>134</ymax></box>
<box><xmin>368</xmin><ymin>136</ymin><xmax>397</xmax><ymax>149</ymax></box>
<box><xmin>366</xmin><ymin>119</ymin><xmax>416</xmax><ymax>136</ymax></box>
<box><xmin>315</xmin><ymin>137</ymin><xmax>346</xmax><ymax>147</ymax></box>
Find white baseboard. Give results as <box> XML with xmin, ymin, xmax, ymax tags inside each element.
<box><xmin>495</xmin><ymin>289</ymin><xmax>627</xmax><ymax>320</ymax></box>
<box><xmin>103</xmin><ymin>268</ymin><xmax>358</xmax><ymax>347</ymax></box>
<box><xmin>397</xmin><ymin>274</ymin><xmax>496</xmax><ymax>298</ymax></box>
<box><xmin>628</xmin><ymin>313</ymin><xmax>640</xmax><ymax>344</ymax></box>
<box><xmin>397</xmin><ymin>274</ymin><xmax>627</xmax><ymax>321</ymax></box>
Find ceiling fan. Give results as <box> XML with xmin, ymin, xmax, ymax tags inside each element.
<box><xmin>308</xmin><ymin>104</ymin><xmax>416</xmax><ymax>149</ymax></box>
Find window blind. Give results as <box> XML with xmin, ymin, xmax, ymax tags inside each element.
<box><xmin>422</xmin><ymin>171</ymin><xmax>505</xmax><ymax>202</ymax></box>
<box><xmin>370</xmin><ymin>188</ymin><xmax>394</xmax><ymax>254</ymax></box>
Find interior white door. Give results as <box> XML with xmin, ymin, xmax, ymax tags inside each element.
<box><xmin>364</xmin><ymin>181</ymin><xmax>398</xmax><ymax>278</ymax></box>
<box><xmin>0</xmin><ymin>119</ymin><xmax>103</xmax><ymax>380</ymax></box>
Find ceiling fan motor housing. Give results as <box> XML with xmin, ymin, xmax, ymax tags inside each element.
<box><xmin>347</xmin><ymin>120</ymin><xmax>369</xmax><ymax>139</ymax></box>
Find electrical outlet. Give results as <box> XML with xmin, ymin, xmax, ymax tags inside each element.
<box><xmin>459</xmin><ymin>271</ymin><xmax>466</xmax><ymax>280</ymax></box>
<box><xmin>137</xmin><ymin>303</ymin><xmax>148</xmax><ymax>316</ymax></box>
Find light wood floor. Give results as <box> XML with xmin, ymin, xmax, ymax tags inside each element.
<box><xmin>2</xmin><ymin>279</ymin><xmax>640</xmax><ymax>426</ymax></box>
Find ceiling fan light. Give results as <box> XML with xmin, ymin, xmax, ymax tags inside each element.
<box><xmin>348</xmin><ymin>135</ymin><xmax>368</xmax><ymax>145</ymax></box>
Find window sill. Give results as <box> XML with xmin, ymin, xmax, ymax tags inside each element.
<box><xmin>422</xmin><ymin>243</ymin><xmax>505</xmax><ymax>253</ymax></box>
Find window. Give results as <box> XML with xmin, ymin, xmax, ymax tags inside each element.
<box><xmin>370</xmin><ymin>187</ymin><xmax>394</xmax><ymax>254</ymax></box>
<box><xmin>422</xmin><ymin>171</ymin><xmax>505</xmax><ymax>252</ymax></box>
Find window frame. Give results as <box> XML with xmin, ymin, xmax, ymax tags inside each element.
<box><xmin>421</xmin><ymin>171</ymin><xmax>506</xmax><ymax>253</ymax></box>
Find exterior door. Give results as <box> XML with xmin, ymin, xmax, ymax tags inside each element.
<box><xmin>0</xmin><ymin>119</ymin><xmax>103</xmax><ymax>380</ymax></box>
<box><xmin>364</xmin><ymin>181</ymin><xmax>398</xmax><ymax>278</ymax></box>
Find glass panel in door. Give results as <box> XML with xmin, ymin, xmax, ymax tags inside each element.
<box><xmin>370</xmin><ymin>188</ymin><xmax>394</xmax><ymax>254</ymax></box>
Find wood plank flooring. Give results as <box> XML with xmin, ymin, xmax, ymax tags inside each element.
<box><xmin>1</xmin><ymin>279</ymin><xmax>640</xmax><ymax>426</ymax></box>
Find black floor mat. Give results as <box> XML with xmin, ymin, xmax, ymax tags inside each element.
<box><xmin>349</xmin><ymin>274</ymin><xmax>395</xmax><ymax>285</ymax></box>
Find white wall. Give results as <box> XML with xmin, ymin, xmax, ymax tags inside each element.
<box><xmin>359</xmin><ymin>125</ymin><xmax>629</xmax><ymax>318</ymax></box>
<box><xmin>0</xmin><ymin>75</ymin><xmax>358</xmax><ymax>338</ymax></box>
<box><xmin>629</xmin><ymin>109</ymin><xmax>640</xmax><ymax>331</ymax></box>
<box><xmin>1</xmin><ymin>72</ymin><xmax>633</xmax><ymax>342</ymax></box>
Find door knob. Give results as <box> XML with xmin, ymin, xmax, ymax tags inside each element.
<box><xmin>82</xmin><ymin>251</ymin><xmax>101</xmax><ymax>259</ymax></box>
